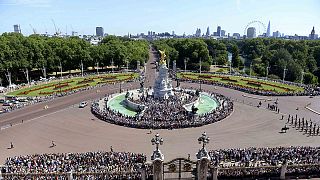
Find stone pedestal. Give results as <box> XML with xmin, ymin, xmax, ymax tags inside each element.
<box><xmin>67</xmin><ymin>171</ymin><xmax>73</xmax><ymax>180</ymax></box>
<box><xmin>280</xmin><ymin>162</ymin><xmax>287</xmax><ymax>180</ymax></box>
<box><xmin>153</xmin><ymin>63</ymin><xmax>173</xmax><ymax>99</ymax></box>
<box><xmin>151</xmin><ymin>149</ymin><xmax>164</xmax><ymax>180</ymax></box>
<box><xmin>196</xmin><ymin>148</ymin><xmax>211</xmax><ymax>180</ymax></box>
<box><xmin>210</xmin><ymin>166</ymin><xmax>218</xmax><ymax>180</ymax></box>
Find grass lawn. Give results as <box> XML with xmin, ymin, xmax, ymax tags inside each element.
<box><xmin>177</xmin><ymin>72</ymin><xmax>304</xmax><ymax>93</ymax></box>
<box><xmin>7</xmin><ymin>73</ymin><xmax>138</xmax><ymax>97</ymax></box>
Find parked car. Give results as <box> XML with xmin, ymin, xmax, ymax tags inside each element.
<box><xmin>3</xmin><ymin>101</ymin><xmax>13</xmax><ymax>106</ymax></box>
<box><xmin>79</xmin><ymin>101</ymin><xmax>88</xmax><ymax>108</ymax></box>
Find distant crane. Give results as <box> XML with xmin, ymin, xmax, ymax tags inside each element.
<box><xmin>51</xmin><ymin>19</ymin><xmax>61</xmax><ymax>36</ymax></box>
<box><xmin>29</xmin><ymin>24</ymin><xmax>37</xmax><ymax>35</ymax></box>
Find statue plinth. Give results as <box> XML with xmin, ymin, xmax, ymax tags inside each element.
<box><xmin>153</xmin><ymin>50</ymin><xmax>173</xmax><ymax>99</ymax></box>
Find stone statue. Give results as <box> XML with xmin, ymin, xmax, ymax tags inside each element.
<box><xmin>192</xmin><ymin>104</ymin><xmax>198</xmax><ymax>114</ymax></box>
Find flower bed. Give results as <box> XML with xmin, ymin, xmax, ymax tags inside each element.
<box><xmin>221</xmin><ymin>77</ymin><xmax>238</xmax><ymax>82</ymax></box>
<box><xmin>53</xmin><ymin>83</ymin><xmax>69</xmax><ymax>90</ymax></box>
<box><xmin>246</xmin><ymin>81</ymin><xmax>262</xmax><ymax>87</ymax></box>
<box><xmin>198</xmin><ymin>74</ymin><xmax>213</xmax><ymax>79</ymax></box>
<box><xmin>77</xmin><ymin>78</ymin><xmax>95</xmax><ymax>84</ymax></box>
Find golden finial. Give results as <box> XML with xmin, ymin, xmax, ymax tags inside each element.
<box><xmin>159</xmin><ymin>50</ymin><xmax>166</xmax><ymax>65</ymax></box>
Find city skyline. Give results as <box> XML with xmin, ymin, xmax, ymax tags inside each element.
<box><xmin>0</xmin><ymin>0</ymin><xmax>319</xmax><ymax>36</ymax></box>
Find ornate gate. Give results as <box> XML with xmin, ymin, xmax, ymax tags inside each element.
<box><xmin>163</xmin><ymin>158</ymin><xmax>197</xmax><ymax>180</ymax></box>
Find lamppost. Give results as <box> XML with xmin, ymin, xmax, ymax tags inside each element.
<box><xmin>196</xmin><ymin>132</ymin><xmax>210</xmax><ymax>160</ymax></box>
<box><xmin>80</xmin><ymin>60</ymin><xmax>84</xmax><ymax>77</ymax></box>
<box><xmin>266</xmin><ymin>63</ymin><xmax>270</xmax><ymax>79</ymax></box>
<box><xmin>301</xmin><ymin>71</ymin><xmax>305</xmax><ymax>85</ymax></box>
<box><xmin>151</xmin><ymin>133</ymin><xmax>164</xmax><ymax>161</ymax></box>
<box><xmin>283</xmin><ymin>66</ymin><xmax>287</xmax><ymax>83</ymax></box>
<box><xmin>184</xmin><ymin>58</ymin><xmax>187</xmax><ymax>72</ymax></box>
<box><xmin>249</xmin><ymin>62</ymin><xmax>253</xmax><ymax>77</ymax></box>
<box><xmin>111</xmin><ymin>58</ymin><xmax>114</xmax><ymax>74</ymax></box>
<box><xmin>96</xmin><ymin>61</ymin><xmax>99</xmax><ymax>75</ymax></box>
<box><xmin>59</xmin><ymin>61</ymin><xmax>63</xmax><ymax>80</ymax></box>
<box><xmin>199</xmin><ymin>57</ymin><xmax>202</xmax><ymax>74</ymax></box>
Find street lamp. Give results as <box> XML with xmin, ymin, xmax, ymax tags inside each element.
<box><xmin>199</xmin><ymin>57</ymin><xmax>202</xmax><ymax>74</ymax></box>
<box><xmin>249</xmin><ymin>62</ymin><xmax>253</xmax><ymax>77</ymax></box>
<box><xmin>196</xmin><ymin>132</ymin><xmax>210</xmax><ymax>160</ymax></box>
<box><xmin>283</xmin><ymin>66</ymin><xmax>288</xmax><ymax>83</ymax></box>
<box><xmin>266</xmin><ymin>63</ymin><xmax>270</xmax><ymax>79</ymax></box>
<box><xmin>301</xmin><ymin>71</ymin><xmax>305</xmax><ymax>85</ymax></box>
<box><xmin>184</xmin><ymin>58</ymin><xmax>187</xmax><ymax>72</ymax></box>
<box><xmin>151</xmin><ymin>133</ymin><xmax>164</xmax><ymax>161</ymax></box>
<box><xmin>198</xmin><ymin>132</ymin><xmax>210</xmax><ymax>150</ymax></box>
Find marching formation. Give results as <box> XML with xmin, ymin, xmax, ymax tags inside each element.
<box><xmin>285</xmin><ymin>114</ymin><xmax>320</xmax><ymax>136</ymax></box>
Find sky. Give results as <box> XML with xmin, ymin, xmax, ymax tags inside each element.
<box><xmin>0</xmin><ymin>0</ymin><xmax>319</xmax><ymax>36</ymax></box>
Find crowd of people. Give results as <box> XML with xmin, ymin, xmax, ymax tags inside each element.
<box><xmin>209</xmin><ymin>146</ymin><xmax>320</xmax><ymax>178</ymax></box>
<box><xmin>178</xmin><ymin>76</ymin><xmax>320</xmax><ymax>96</ymax></box>
<box><xmin>91</xmin><ymin>89</ymin><xmax>233</xmax><ymax>129</ymax></box>
<box><xmin>1</xmin><ymin>151</ymin><xmax>147</xmax><ymax>179</ymax></box>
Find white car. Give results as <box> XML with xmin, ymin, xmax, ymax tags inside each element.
<box><xmin>79</xmin><ymin>101</ymin><xmax>88</xmax><ymax>108</ymax></box>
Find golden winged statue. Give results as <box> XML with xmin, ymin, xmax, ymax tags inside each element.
<box><xmin>159</xmin><ymin>50</ymin><xmax>167</xmax><ymax>65</ymax></box>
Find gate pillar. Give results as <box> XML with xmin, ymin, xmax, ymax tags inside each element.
<box><xmin>196</xmin><ymin>132</ymin><xmax>211</xmax><ymax>180</ymax></box>
<box><xmin>151</xmin><ymin>133</ymin><xmax>164</xmax><ymax>180</ymax></box>
<box><xmin>280</xmin><ymin>160</ymin><xmax>287</xmax><ymax>180</ymax></box>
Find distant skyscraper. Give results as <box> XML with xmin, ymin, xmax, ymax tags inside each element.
<box><xmin>217</xmin><ymin>26</ymin><xmax>221</xmax><ymax>37</ymax></box>
<box><xmin>96</xmin><ymin>27</ymin><xmax>104</xmax><ymax>37</ymax></box>
<box><xmin>273</xmin><ymin>31</ymin><xmax>281</xmax><ymax>38</ymax></box>
<box><xmin>206</xmin><ymin>27</ymin><xmax>210</xmax><ymax>37</ymax></box>
<box><xmin>195</xmin><ymin>28</ymin><xmax>201</xmax><ymax>37</ymax></box>
<box><xmin>310</xmin><ymin>26</ymin><xmax>316</xmax><ymax>40</ymax></box>
<box><xmin>232</xmin><ymin>33</ymin><xmax>240</xmax><ymax>39</ymax></box>
<box><xmin>266</xmin><ymin>21</ymin><xmax>271</xmax><ymax>37</ymax></box>
<box><xmin>221</xmin><ymin>30</ymin><xmax>226</xmax><ymax>37</ymax></box>
<box><xmin>13</xmin><ymin>24</ymin><xmax>21</xmax><ymax>33</ymax></box>
<box><xmin>247</xmin><ymin>27</ymin><xmax>256</xmax><ymax>38</ymax></box>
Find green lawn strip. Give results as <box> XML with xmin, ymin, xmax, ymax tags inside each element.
<box><xmin>178</xmin><ymin>72</ymin><xmax>304</xmax><ymax>93</ymax></box>
<box><xmin>7</xmin><ymin>73</ymin><xmax>138</xmax><ymax>97</ymax></box>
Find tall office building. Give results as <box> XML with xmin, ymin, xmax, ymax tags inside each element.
<box><xmin>96</xmin><ymin>27</ymin><xmax>104</xmax><ymax>37</ymax></box>
<box><xmin>13</xmin><ymin>24</ymin><xmax>21</xmax><ymax>33</ymax></box>
<box><xmin>217</xmin><ymin>26</ymin><xmax>221</xmax><ymax>37</ymax></box>
<box><xmin>195</xmin><ymin>28</ymin><xmax>201</xmax><ymax>37</ymax></box>
<box><xmin>273</xmin><ymin>31</ymin><xmax>281</xmax><ymax>38</ymax></box>
<box><xmin>232</xmin><ymin>33</ymin><xmax>241</xmax><ymax>39</ymax></box>
<box><xmin>206</xmin><ymin>27</ymin><xmax>210</xmax><ymax>37</ymax></box>
<box><xmin>247</xmin><ymin>27</ymin><xmax>256</xmax><ymax>38</ymax></box>
<box><xmin>310</xmin><ymin>26</ymin><xmax>316</xmax><ymax>40</ymax></box>
<box><xmin>266</xmin><ymin>21</ymin><xmax>271</xmax><ymax>37</ymax></box>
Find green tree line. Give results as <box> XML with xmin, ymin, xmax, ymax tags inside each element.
<box><xmin>153</xmin><ymin>38</ymin><xmax>320</xmax><ymax>85</ymax></box>
<box><xmin>0</xmin><ymin>33</ymin><xmax>149</xmax><ymax>85</ymax></box>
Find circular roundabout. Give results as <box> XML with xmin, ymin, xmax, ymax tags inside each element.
<box><xmin>91</xmin><ymin>50</ymin><xmax>233</xmax><ymax>129</ymax></box>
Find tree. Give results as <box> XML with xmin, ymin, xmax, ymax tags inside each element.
<box><xmin>231</xmin><ymin>45</ymin><xmax>241</xmax><ymax>68</ymax></box>
<box><xmin>304</xmin><ymin>72</ymin><xmax>318</xmax><ymax>84</ymax></box>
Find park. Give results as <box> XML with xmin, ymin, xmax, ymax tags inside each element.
<box><xmin>0</xmin><ymin>35</ymin><xmax>320</xmax><ymax>179</ymax></box>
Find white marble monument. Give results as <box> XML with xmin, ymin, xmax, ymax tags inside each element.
<box><xmin>153</xmin><ymin>50</ymin><xmax>174</xmax><ymax>99</ymax></box>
